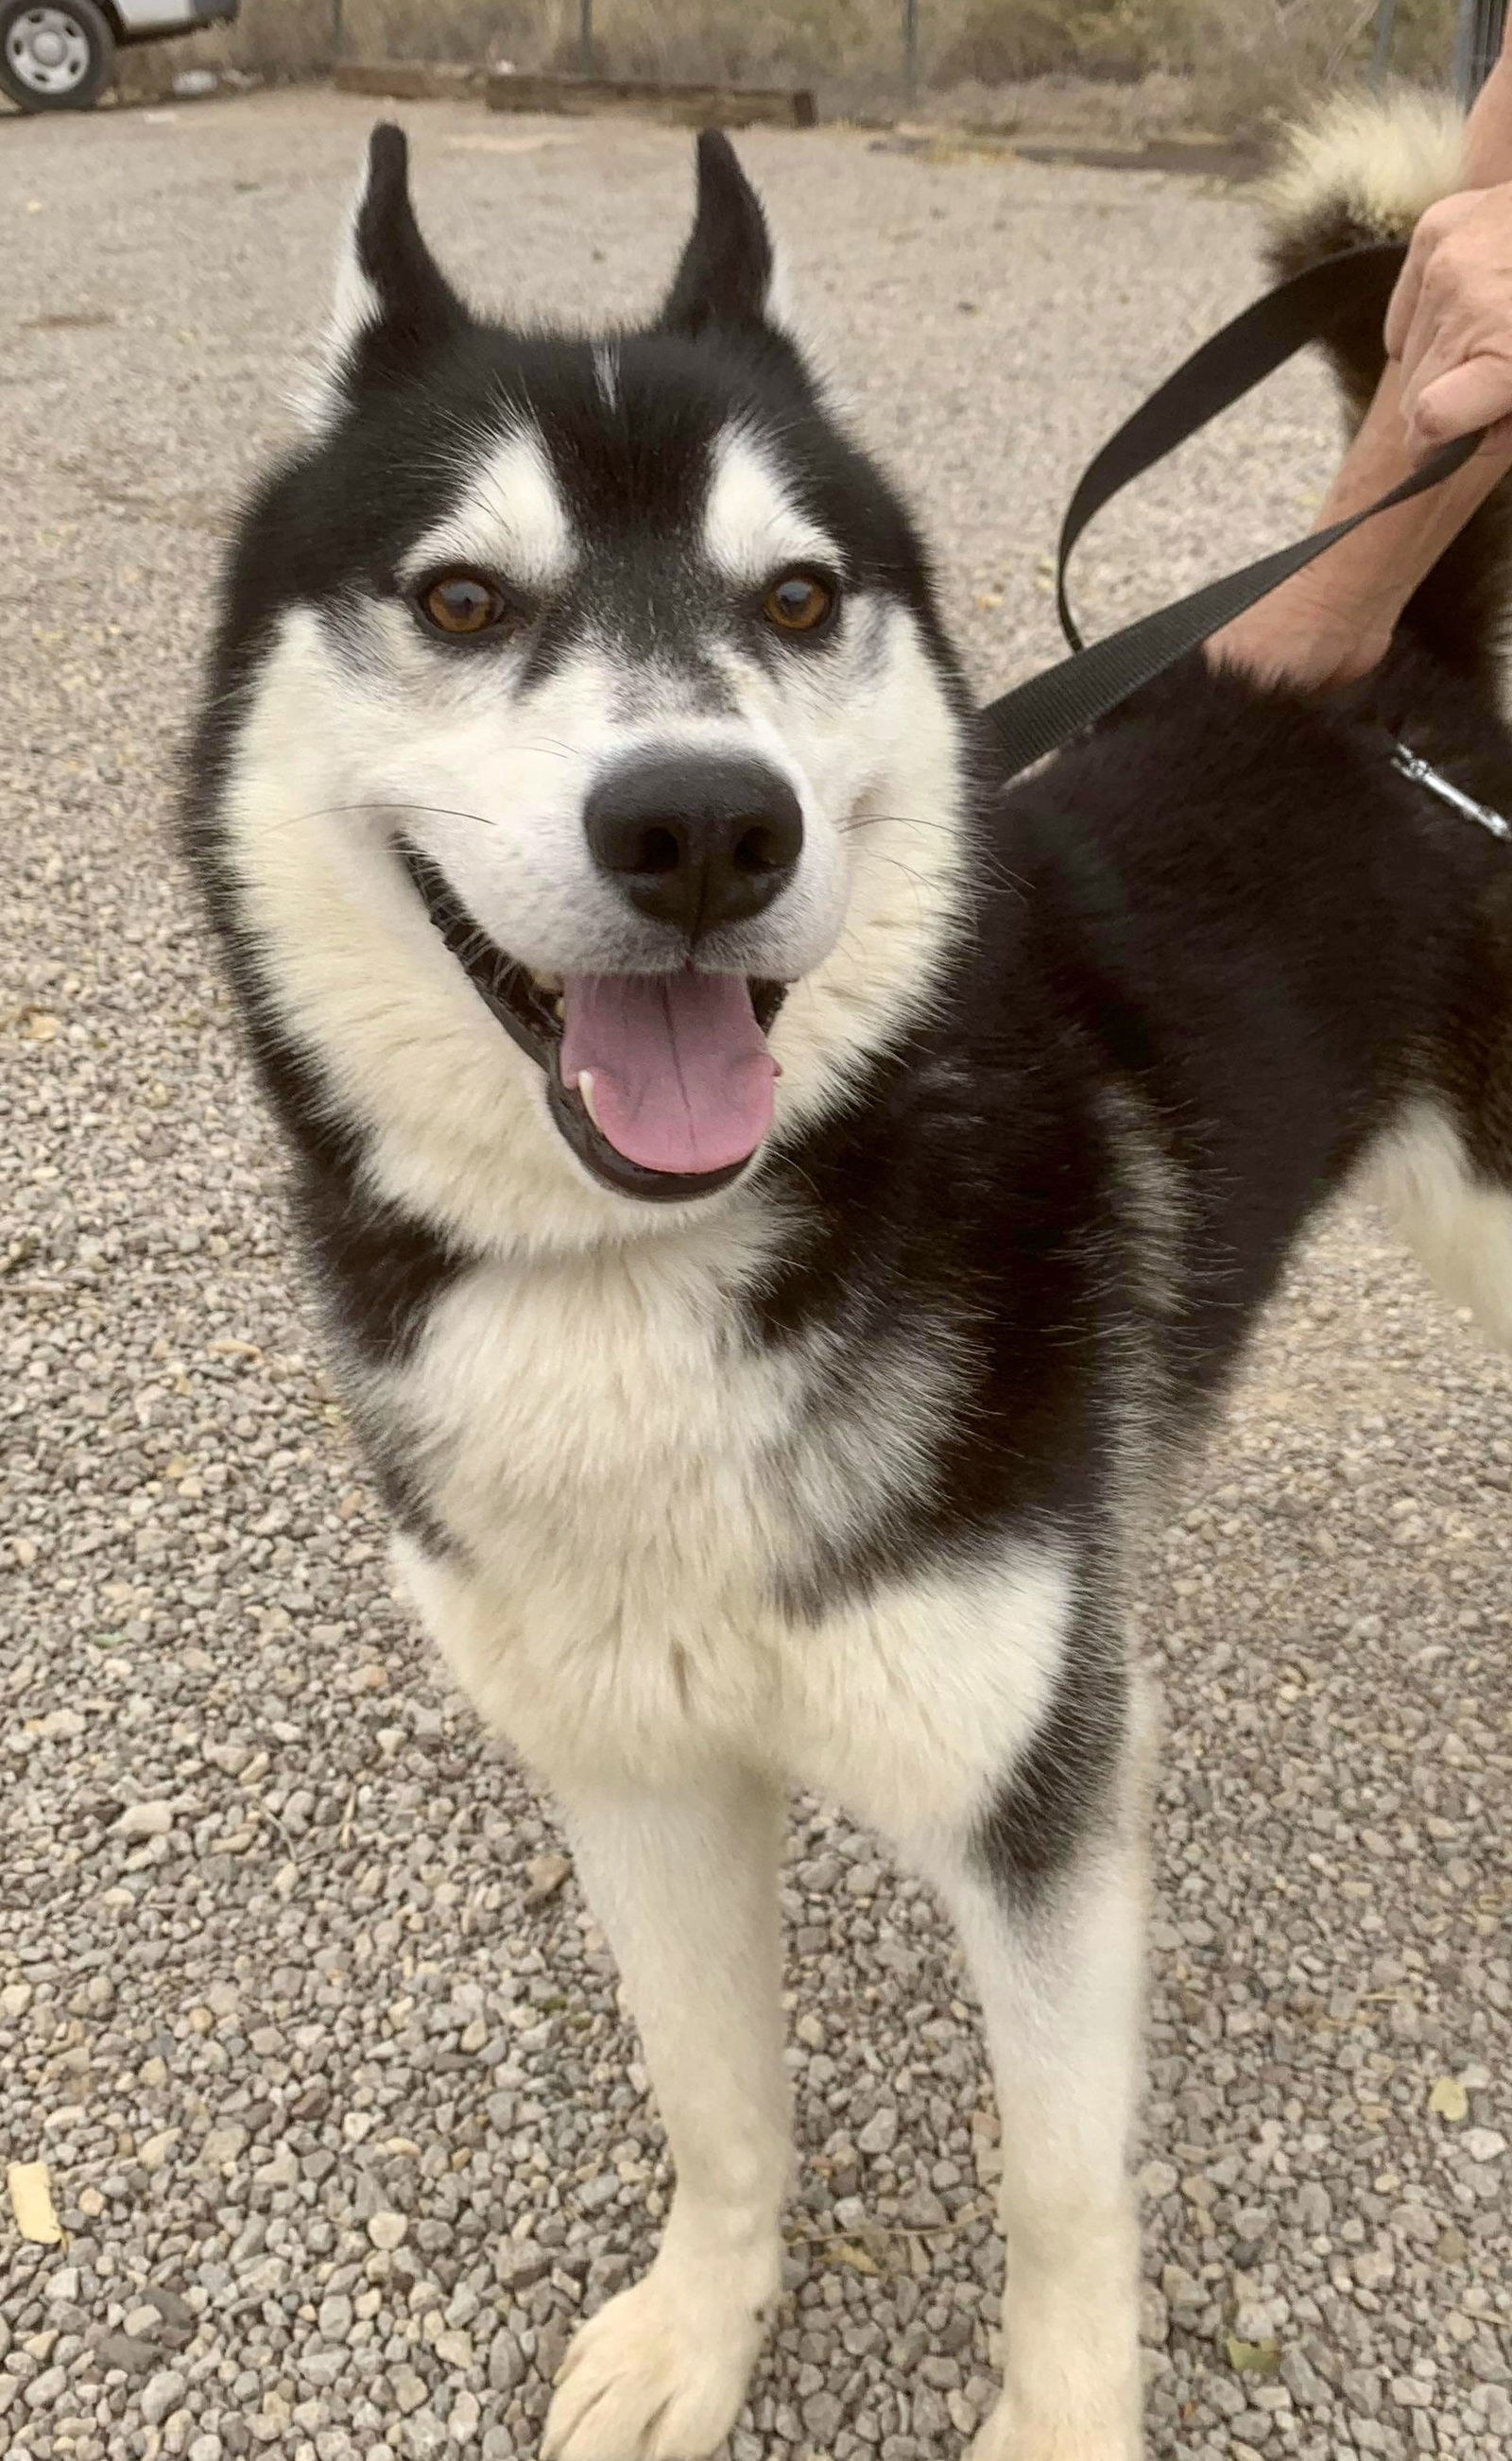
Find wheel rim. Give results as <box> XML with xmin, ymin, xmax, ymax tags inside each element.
<box><xmin>6</xmin><ymin>5</ymin><xmax>93</xmax><ymax>93</ymax></box>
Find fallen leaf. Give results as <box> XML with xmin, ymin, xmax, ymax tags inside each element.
<box><xmin>1430</xmin><ymin>2076</ymin><xmax>1469</xmax><ymax>2124</ymax></box>
<box><xmin>525</xmin><ymin>1852</ymin><xmax>572</xmax><ymax>1903</ymax></box>
<box><xmin>1225</xmin><ymin>2335</ymin><xmax>1280</xmax><ymax>2378</ymax></box>
<box><xmin>9</xmin><ymin>2160</ymin><xmax>63</xmax><ymax>2245</ymax></box>
<box><xmin>821</xmin><ymin>2238</ymin><xmax>881</xmax><ymax>2276</ymax></box>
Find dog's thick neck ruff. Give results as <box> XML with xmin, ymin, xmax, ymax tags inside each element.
<box><xmin>196</xmin><ymin>123</ymin><xmax>969</xmax><ymax>1248</ymax></box>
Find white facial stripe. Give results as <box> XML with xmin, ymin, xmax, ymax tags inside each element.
<box><xmin>593</xmin><ymin>343</ymin><xmax>619</xmax><ymax>410</ymax></box>
<box><xmin>703</xmin><ymin>427</ymin><xmax>839</xmax><ymax>589</ymax></box>
<box><xmin>404</xmin><ymin>422</ymin><xmax>576</xmax><ymax>593</ymax></box>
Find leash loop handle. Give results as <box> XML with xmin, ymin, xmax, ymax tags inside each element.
<box><xmin>979</xmin><ymin>242</ymin><xmax>1486</xmax><ymax>782</ymax></box>
<box><xmin>1055</xmin><ymin>243</ymin><xmax>1408</xmax><ymax>655</ymax></box>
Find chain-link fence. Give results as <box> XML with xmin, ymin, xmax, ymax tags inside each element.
<box><xmin>1374</xmin><ymin>0</ymin><xmax>1506</xmax><ymax>94</ymax></box>
<box><xmin>1453</xmin><ymin>0</ymin><xmax>1509</xmax><ymax>93</ymax></box>
<box><xmin>128</xmin><ymin>0</ymin><xmax>1502</xmax><ymax>131</ymax></box>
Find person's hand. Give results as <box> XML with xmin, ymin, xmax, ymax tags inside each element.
<box><xmin>1385</xmin><ymin>181</ymin><xmax>1512</xmax><ymax>458</ymax></box>
<box><xmin>1210</xmin><ymin>571</ymin><xmax>1395</xmax><ymax>694</ymax></box>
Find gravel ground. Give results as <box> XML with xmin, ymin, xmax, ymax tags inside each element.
<box><xmin>4</xmin><ymin>88</ymin><xmax>1510</xmax><ymax>2461</ymax></box>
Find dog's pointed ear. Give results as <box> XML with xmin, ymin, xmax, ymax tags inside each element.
<box><xmin>299</xmin><ymin>124</ymin><xmax>471</xmax><ymax>429</ymax></box>
<box><xmin>659</xmin><ymin>129</ymin><xmax>777</xmax><ymax>336</ymax></box>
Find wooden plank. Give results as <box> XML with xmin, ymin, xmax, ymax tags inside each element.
<box><xmin>335</xmin><ymin>61</ymin><xmax>485</xmax><ymax>101</ymax></box>
<box><xmin>1011</xmin><ymin>136</ymin><xmax>1261</xmax><ymax>181</ymax></box>
<box><xmin>485</xmin><ymin>72</ymin><xmax>816</xmax><ymax>129</ymax></box>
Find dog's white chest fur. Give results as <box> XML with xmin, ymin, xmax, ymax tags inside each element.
<box><xmin>387</xmin><ymin>1230</ymin><xmax>1074</xmax><ymax>1834</ymax></box>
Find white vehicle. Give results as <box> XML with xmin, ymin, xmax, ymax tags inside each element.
<box><xmin>0</xmin><ymin>0</ymin><xmax>237</xmax><ymax>112</ymax></box>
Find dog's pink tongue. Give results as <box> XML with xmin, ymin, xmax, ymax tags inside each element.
<box><xmin>560</xmin><ymin>973</ymin><xmax>776</xmax><ymax>1175</ymax></box>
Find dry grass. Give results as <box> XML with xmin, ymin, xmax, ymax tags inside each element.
<box><xmin>120</xmin><ymin>0</ymin><xmax>1464</xmax><ymax>135</ymax></box>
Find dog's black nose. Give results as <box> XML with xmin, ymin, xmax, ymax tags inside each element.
<box><xmin>584</xmin><ymin>752</ymin><xmax>803</xmax><ymax>939</ymax></box>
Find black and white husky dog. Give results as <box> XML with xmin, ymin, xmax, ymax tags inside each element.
<box><xmin>186</xmin><ymin>91</ymin><xmax>1512</xmax><ymax>2461</ymax></box>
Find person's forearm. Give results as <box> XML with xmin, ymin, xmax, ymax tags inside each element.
<box><xmin>1214</xmin><ymin>24</ymin><xmax>1512</xmax><ymax>691</ymax></box>
<box><xmin>1211</xmin><ymin>365</ymin><xmax>1512</xmax><ymax>689</ymax></box>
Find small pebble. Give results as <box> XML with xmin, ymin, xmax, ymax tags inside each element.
<box><xmin>116</xmin><ymin>1800</ymin><xmax>175</xmax><ymax>1838</ymax></box>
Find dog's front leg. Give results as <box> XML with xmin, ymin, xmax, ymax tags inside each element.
<box><xmin>541</xmin><ymin>1764</ymin><xmax>790</xmax><ymax>2461</ymax></box>
<box><xmin>919</xmin><ymin>1810</ymin><xmax>1147</xmax><ymax>2461</ymax></box>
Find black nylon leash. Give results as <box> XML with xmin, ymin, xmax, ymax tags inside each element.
<box><xmin>978</xmin><ymin>241</ymin><xmax>1486</xmax><ymax>782</ymax></box>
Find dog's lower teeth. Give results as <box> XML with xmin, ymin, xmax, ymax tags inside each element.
<box><xmin>531</xmin><ymin>969</ymin><xmax>563</xmax><ymax>995</ymax></box>
<box><xmin>577</xmin><ymin>1069</ymin><xmax>602</xmax><ymax>1131</ymax></box>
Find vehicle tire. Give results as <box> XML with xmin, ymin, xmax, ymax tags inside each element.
<box><xmin>0</xmin><ymin>0</ymin><xmax>115</xmax><ymax>110</ymax></box>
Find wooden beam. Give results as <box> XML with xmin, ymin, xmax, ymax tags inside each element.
<box><xmin>335</xmin><ymin>61</ymin><xmax>484</xmax><ymax>100</ymax></box>
<box><xmin>485</xmin><ymin>72</ymin><xmax>816</xmax><ymax>129</ymax></box>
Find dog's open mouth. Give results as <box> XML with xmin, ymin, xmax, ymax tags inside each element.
<box><xmin>403</xmin><ymin>845</ymin><xmax>785</xmax><ymax>1202</ymax></box>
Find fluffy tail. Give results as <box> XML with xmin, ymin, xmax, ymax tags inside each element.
<box><xmin>1263</xmin><ymin>89</ymin><xmax>1512</xmax><ymax>686</ymax></box>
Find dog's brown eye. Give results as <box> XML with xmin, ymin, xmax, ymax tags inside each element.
<box><xmin>764</xmin><ymin>572</ymin><xmax>835</xmax><ymax>635</ymax></box>
<box><xmin>420</xmin><ymin>573</ymin><xmax>507</xmax><ymax>636</ymax></box>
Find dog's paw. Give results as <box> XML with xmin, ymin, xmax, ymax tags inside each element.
<box><xmin>542</xmin><ymin>2267</ymin><xmax>768</xmax><ymax>2461</ymax></box>
<box><xmin>969</xmin><ymin>2398</ymin><xmax>1143</xmax><ymax>2461</ymax></box>
<box><xmin>970</xmin><ymin>2401</ymin><xmax>1147</xmax><ymax>2461</ymax></box>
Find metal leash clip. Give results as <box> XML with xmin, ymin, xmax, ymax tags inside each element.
<box><xmin>1390</xmin><ymin>742</ymin><xmax>1512</xmax><ymax>842</ymax></box>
